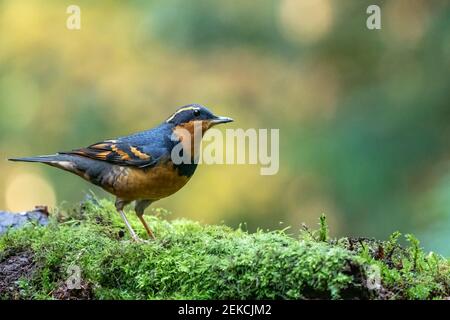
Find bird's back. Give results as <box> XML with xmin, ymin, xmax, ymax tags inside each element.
<box><xmin>10</xmin><ymin>122</ymin><xmax>198</xmax><ymax>201</ymax></box>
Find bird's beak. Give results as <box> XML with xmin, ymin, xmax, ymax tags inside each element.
<box><xmin>210</xmin><ymin>116</ymin><xmax>234</xmax><ymax>126</ymax></box>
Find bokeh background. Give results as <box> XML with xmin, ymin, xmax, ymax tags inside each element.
<box><xmin>1</xmin><ymin>0</ymin><xmax>449</xmax><ymax>255</ymax></box>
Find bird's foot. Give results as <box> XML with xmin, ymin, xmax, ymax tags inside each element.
<box><xmin>131</xmin><ymin>235</ymin><xmax>155</xmax><ymax>244</ymax></box>
<box><xmin>131</xmin><ymin>235</ymin><xmax>145</xmax><ymax>243</ymax></box>
<box><xmin>122</xmin><ymin>238</ymin><xmax>148</xmax><ymax>244</ymax></box>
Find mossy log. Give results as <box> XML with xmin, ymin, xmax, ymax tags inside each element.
<box><xmin>0</xmin><ymin>199</ymin><xmax>449</xmax><ymax>300</ymax></box>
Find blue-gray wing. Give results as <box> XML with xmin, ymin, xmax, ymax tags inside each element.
<box><xmin>61</xmin><ymin>137</ymin><xmax>169</xmax><ymax>168</ymax></box>
<box><xmin>61</xmin><ymin>125</ymin><xmax>174</xmax><ymax>167</ymax></box>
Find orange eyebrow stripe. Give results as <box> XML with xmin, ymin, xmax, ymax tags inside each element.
<box><xmin>166</xmin><ymin>106</ymin><xmax>200</xmax><ymax>123</ymax></box>
<box><xmin>130</xmin><ymin>146</ymin><xmax>151</xmax><ymax>160</ymax></box>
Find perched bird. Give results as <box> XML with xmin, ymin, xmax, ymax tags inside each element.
<box><xmin>9</xmin><ymin>104</ymin><xmax>233</xmax><ymax>241</ymax></box>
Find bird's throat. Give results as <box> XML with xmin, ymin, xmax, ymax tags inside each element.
<box><xmin>173</xmin><ymin>120</ymin><xmax>209</xmax><ymax>162</ymax></box>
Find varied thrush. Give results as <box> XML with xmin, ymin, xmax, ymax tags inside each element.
<box><xmin>9</xmin><ymin>104</ymin><xmax>233</xmax><ymax>241</ymax></box>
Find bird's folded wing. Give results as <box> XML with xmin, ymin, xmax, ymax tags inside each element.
<box><xmin>62</xmin><ymin>140</ymin><xmax>161</xmax><ymax>167</ymax></box>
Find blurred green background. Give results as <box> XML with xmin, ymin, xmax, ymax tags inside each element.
<box><xmin>1</xmin><ymin>0</ymin><xmax>449</xmax><ymax>255</ymax></box>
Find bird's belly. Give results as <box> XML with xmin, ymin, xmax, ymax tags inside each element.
<box><xmin>102</xmin><ymin>162</ymin><xmax>191</xmax><ymax>201</ymax></box>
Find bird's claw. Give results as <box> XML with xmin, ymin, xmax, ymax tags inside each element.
<box><xmin>131</xmin><ymin>236</ymin><xmax>154</xmax><ymax>244</ymax></box>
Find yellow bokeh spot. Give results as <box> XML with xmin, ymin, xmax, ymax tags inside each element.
<box><xmin>279</xmin><ymin>0</ymin><xmax>333</xmax><ymax>44</ymax></box>
<box><xmin>384</xmin><ymin>0</ymin><xmax>429</xmax><ymax>46</ymax></box>
<box><xmin>5</xmin><ymin>172</ymin><xmax>56</xmax><ymax>212</ymax></box>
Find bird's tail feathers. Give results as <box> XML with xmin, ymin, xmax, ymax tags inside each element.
<box><xmin>8</xmin><ymin>154</ymin><xmax>64</xmax><ymax>164</ymax></box>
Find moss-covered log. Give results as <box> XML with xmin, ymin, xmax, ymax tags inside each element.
<box><xmin>0</xmin><ymin>199</ymin><xmax>449</xmax><ymax>300</ymax></box>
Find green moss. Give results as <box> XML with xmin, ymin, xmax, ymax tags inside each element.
<box><xmin>0</xmin><ymin>199</ymin><xmax>449</xmax><ymax>300</ymax></box>
<box><xmin>318</xmin><ymin>213</ymin><xmax>329</xmax><ymax>242</ymax></box>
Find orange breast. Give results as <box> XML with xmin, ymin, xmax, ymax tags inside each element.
<box><xmin>101</xmin><ymin>161</ymin><xmax>191</xmax><ymax>201</ymax></box>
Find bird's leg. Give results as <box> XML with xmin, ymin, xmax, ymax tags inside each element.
<box><xmin>135</xmin><ymin>200</ymin><xmax>155</xmax><ymax>240</ymax></box>
<box><xmin>115</xmin><ymin>198</ymin><xmax>141</xmax><ymax>242</ymax></box>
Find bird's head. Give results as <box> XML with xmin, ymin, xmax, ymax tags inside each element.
<box><xmin>166</xmin><ymin>104</ymin><xmax>233</xmax><ymax>130</ymax></box>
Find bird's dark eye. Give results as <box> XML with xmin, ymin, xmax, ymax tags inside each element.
<box><xmin>193</xmin><ymin>109</ymin><xmax>200</xmax><ymax>117</ymax></box>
